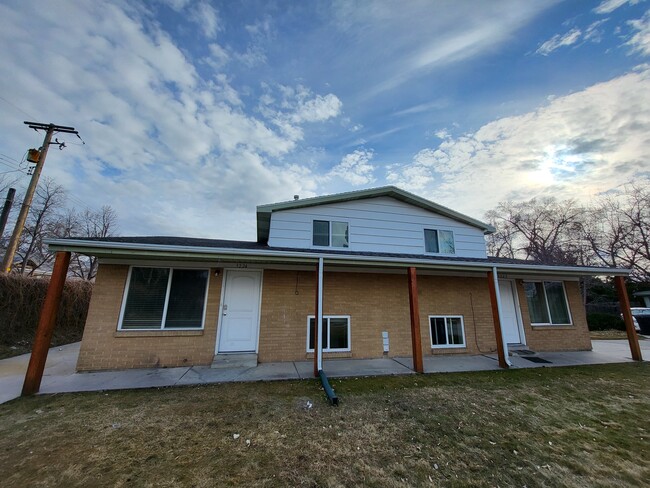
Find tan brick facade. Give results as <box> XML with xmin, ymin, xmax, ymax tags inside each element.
<box><xmin>77</xmin><ymin>264</ymin><xmax>222</xmax><ymax>371</ymax></box>
<box><xmin>77</xmin><ymin>265</ymin><xmax>590</xmax><ymax>371</ymax></box>
<box><xmin>515</xmin><ymin>279</ymin><xmax>591</xmax><ymax>352</ymax></box>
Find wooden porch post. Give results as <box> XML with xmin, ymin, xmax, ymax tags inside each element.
<box><xmin>614</xmin><ymin>275</ymin><xmax>642</xmax><ymax>361</ymax></box>
<box><xmin>22</xmin><ymin>251</ymin><xmax>71</xmax><ymax>396</ymax></box>
<box><xmin>487</xmin><ymin>269</ymin><xmax>509</xmax><ymax>369</ymax></box>
<box><xmin>407</xmin><ymin>267</ymin><xmax>424</xmax><ymax>373</ymax></box>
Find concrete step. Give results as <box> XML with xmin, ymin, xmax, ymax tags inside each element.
<box><xmin>211</xmin><ymin>353</ymin><xmax>258</xmax><ymax>369</ymax></box>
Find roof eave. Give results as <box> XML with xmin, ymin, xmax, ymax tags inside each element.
<box><xmin>46</xmin><ymin>238</ymin><xmax>630</xmax><ymax>276</ymax></box>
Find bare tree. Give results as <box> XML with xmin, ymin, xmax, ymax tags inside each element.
<box><xmin>15</xmin><ymin>178</ymin><xmax>66</xmax><ymax>275</ymax></box>
<box><xmin>484</xmin><ymin>197</ymin><xmax>587</xmax><ymax>265</ymax></box>
<box><xmin>68</xmin><ymin>205</ymin><xmax>118</xmax><ymax>280</ymax></box>
<box><xmin>584</xmin><ymin>181</ymin><xmax>650</xmax><ymax>282</ymax></box>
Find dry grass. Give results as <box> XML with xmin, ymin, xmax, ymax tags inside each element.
<box><xmin>0</xmin><ymin>363</ymin><xmax>648</xmax><ymax>487</ymax></box>
<box><xmin>590</xmin><ymin>330</ymin><xmax>642</xmax><ymax>340</ymax></box>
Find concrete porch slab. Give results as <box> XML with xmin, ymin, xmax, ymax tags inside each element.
<box><xmin>39</xmin><ymin>365</ymin><xmax>191</xmax><ymax>395</ymax></box>
<box><xmin>294</xmin><ymin>357</ymin><xmax>414</xmax><ymax>378</ymax></box>
<box><xmin>395</xmin><ymin>354</ymin><xmax>503</xmax><ymax>373</ymax></box>
<box><xmin>0</xmin><ymin>339</ymin><xmax>646</xmax><ymax>404</ymax></box>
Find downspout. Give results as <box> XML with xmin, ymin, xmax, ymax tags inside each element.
<box><xmin>317</xmin><ymin>257</ymin><xmax>324</xmax><ymax>371</ymax></box>
<box><xmin>317</xmin><ymin>257</ymin><xmax>338</xmax><ymax>405</ymax></box>
<box><xmin>492</xmin><ymin>266</ymin><xmax>512</xmax><ymax>367</ymax></box>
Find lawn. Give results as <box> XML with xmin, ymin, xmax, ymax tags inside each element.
<box><xmin>1</xmin><ymin>363</ymin><xmax>648</xmax><ymax>487</ymax></box>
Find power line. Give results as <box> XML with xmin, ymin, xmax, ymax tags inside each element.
<box><xmin>0</xmin><ymin>95</ymin><xmax>38</xmax><ymax>120</ymax></box>
<box><xmin>0</xmin><ymin>153</ymin><xmax>21</xmax><ymax>164</ymax></box>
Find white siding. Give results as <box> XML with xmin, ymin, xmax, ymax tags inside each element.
<box><xmin>268</xmin><ymin>196</ymin><xmax>487</xmax><ymax>258</ymax></box>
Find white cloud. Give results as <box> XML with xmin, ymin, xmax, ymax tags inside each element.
<box><xmin>328</xmin><ymin>149</ymin><xmax>375</xmax><ymax>185</ymax></box>
<box><xmin>384</xmin><ymin>67</ymin><xmax>650</xmax><ymax>216</ymax></box>
<box><xmin>258</xmin><ymin>84</ymin><xmax>343</xmax><ymax>139</ymax></box>
<box><xmin>0</xmin><ymin>1</ymin><xmax>342</xmax><ymax>240</ymax></box>
<box><xmin>207</xmin><ymin>43</ymin><xmax>230</xmax><ymax>68</ymax></box>
<box><xmin>291</xmin><ymin>94</ymin><xmax>343</xmax><ymax>124</ymax></box>
<box><xmin>627</xmin><ymin>10</ymin><xmax>650</xmax><ymax>55</ymax></box>
<box><xmin>344</xmin><ymin>1</ymin><xmax>560</xmax><ymax>98</ymax></box>
<box><xmin>434</xmin><ymin>129</ymin><xmax>451</xmax><ymax>140</ymax></box>
<box><xmin>189</xmin><ymin>1</ymin><xmax>221</xmax><ymax>38</ymax></box>
<box><xmin>386</xmin><ymin>149</ymin><xmax>436</xmax><ymax>192</ymax></box>
<box><xmin>594</xmin><ymin>0</ymin><xmax>641</xmax><ymax>14</ymax></box>
<box><xmin>536</xmin><ymin>28</ymin><xmax>582</xmax><ymax>55</ymax></box>
<box><xmin>234</xmin><ymin>17</ymin><xmax>274</xmax><ymax>67</ymax></box>
<box><xmin>584</xmin><ymin>19</ymin><xmax>609</xmax><ymax>42</ymax></box>
<box><xmin>392</xmin><ymin>100</ymin><xmax>448</xmax><ymax>117</ymax></box>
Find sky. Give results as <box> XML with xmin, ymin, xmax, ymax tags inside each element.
<box><xmin>0</xmin><ymin>0</ymin><xmax>649</xmax><ymax>241</ymax></box>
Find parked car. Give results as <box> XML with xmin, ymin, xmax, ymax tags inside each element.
<box><xmin>631</xmin><ymin>308</ymin><xmax>650</xmax><ymax>335</ymax></box>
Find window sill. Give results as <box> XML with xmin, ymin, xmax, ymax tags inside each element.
<box><xmin>306</xmin><ymin>351</ymin><xmax>352</xmax><ymax>358</ymax></box>
<box><xmin>114</xmin><ymin>330</ymin><xmax>204</xmax><ymax>338</ymax></box>
<box><xmin>530</xmin><ymin>324</ymin><xmax>574</xmax><ymax>329</ymax></box>
<box><xmin>431</xmin><ymin>345</ymin><xmax>466</xmax><ymax>350</ymax></box>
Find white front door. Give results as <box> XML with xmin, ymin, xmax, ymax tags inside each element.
<box><xmin>498</xmin><ymin>279</ymin><xmax>524</xmax><ymax>345</ymax></box>
<box><xmin>217</xmin><ymin>270</ymin><xmax>262</xmax><ymax>353</ymax></box>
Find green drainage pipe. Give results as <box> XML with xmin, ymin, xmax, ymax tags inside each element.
<box><xmin>318</xmin><ymin>370</ymin><xmax>339</xmax><ymax>406</ymax></box>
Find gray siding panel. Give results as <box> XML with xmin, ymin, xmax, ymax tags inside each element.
<box><xmin>268</xmin><ymin>196</ymin><xmax>487</xmax><ymax>258</ymax></box>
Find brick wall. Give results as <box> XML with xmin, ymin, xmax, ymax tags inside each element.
<box><xmin>258</xmin><ymin>270</ymin><xmax>500</xmax><ymax>362</ymax></box>
<box><xmin>78</xmin><ymin>265</ymin><xmax>591</xmax><ymax>371</ymax></box>
<box><xmin>76</xmin><ymin>264</ymin><xmax>222</xmax><ymax>371</ymax></box>
<box><xmin>515</xmin><ymin>279</ymin><xmax>591</xmax><ymax>351</ymax></box>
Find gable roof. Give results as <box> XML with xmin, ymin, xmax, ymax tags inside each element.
<box><xmin>256</xmin><ymin>186</ymin><xmax>495</xmax><ymax>243</ymax></box>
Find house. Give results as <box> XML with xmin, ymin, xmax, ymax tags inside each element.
<box><xmin>35</xmin><ymin>186</ymin><xmax>641</xmax><ymax>379</ymax></box>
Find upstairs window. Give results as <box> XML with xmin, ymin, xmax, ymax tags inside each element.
<box><xmin>523</xmin><ymin>281</ymin><xmax>571</xmax><ymax>325</ymax></box>
<box><xmin>119</xmin><ymin>267</ymin><xmax>209</xmax><ymax>330</ymax></box>
<box><xmin>424</xmin><ymin>229</ymin><xmax>455</xmax><ymax>254</ymax></box>
<box><xmin>313</xmin><ymin>220</ymin><xmax>349</xmax><ymax>248</ymax></box>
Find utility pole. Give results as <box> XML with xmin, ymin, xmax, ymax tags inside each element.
<box><xmin>0</xmin><ymin>188</ymin><xmax>16</xmax><ymax>238</ymax></box>
<box><xmin>1</xmin><ymin>122</ymin><xmax>79</xmax><ymax>273</ymax></box>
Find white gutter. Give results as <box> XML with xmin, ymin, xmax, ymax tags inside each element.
<box><xmin>317</xmin><ymin>257</ymin><xmax>324</xmax><ymax>372</ymax></box>
<box><xmin>45</xmin><ymin>238</ymin><xmax>631</xmax><ymax>276</ymax></box>
<box><xmin>492</xmin><ymin>266</ymin><xmax>512</xmax><ymax>367</ymax></box>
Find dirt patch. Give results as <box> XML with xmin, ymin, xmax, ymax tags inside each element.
<box><xmin>0</xmin><ymin>363</ymin><xmax>648</xmax><ymax>487</ymax></box>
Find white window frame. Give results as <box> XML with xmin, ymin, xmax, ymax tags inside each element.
<box><xmin>117</xmin><ymin>265</ymin><xmax>210</xmax><ymax>331</ymax></box>
<box><xmin>523</xmin><ymin>280</ymin><xmax>573</xmax><ymax>326</ymax></box>
<box><xmin>306</xmin><ymin>315</ymin><xmax>351</xmax><ymax>352</ymax></box>
<box><xmin>423</xmin><ymin>228</ymin><xmax>455</xmax><ymax>254</ymax></box>
<box><xmin>312</xmin><ymin>220</ymin><xmax>350</xmax><ymax>248</ymax></box>
<box><xmin>428</xmin><ymin>315</ymin><xmax>466</xmax><ymax>348</ymax></box>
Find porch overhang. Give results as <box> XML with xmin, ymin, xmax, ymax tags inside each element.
<box><xmin>46</xmin><ymin>238</ymin><xmax>631</xmax><ymax>277</ymax></box>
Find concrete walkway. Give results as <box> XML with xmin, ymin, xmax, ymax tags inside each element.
<box><xmin>0</xmin><ymin>339</ymin><xmax>647</xmax><ymax>405</ymax></box>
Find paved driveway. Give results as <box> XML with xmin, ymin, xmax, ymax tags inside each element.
<box><xmin>1</xmin><ymin>339</ymin><xmax>646</xmax><ymax>405</ymax></box>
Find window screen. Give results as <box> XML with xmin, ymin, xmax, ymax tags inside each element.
<box><xmin>121</xmin><ymin>267</ymin><xmax>209</xmax><ymax>330</ymax></box>
<box><xmin>424</xmin><ymin>229</ymin><xmax>439</xmax><ymax>253</ymax></box>
<box><xmin>121</xmin><ymin>267</ymin><xmax>169</xmax><ymax>329</ymax></box>
<box><xmin>331</xmin><ymin>221</ymin><xmax>349</xmax><ymax>248</ymax></box>
<box><xmin>524</xmin><ymin>282</ymin><xmax>550</xmax><ymax>324</ymax></box>
<box><xmin>430</xmin><ymin>316</ymin><xmax>465</xmax><ymax>347</ymax></box>
<box><xmin>439</xmin><ymin>230</ymin><xmax>455</xmax><ymax>254</ymax></box>
<box><xmin>308</xmin><ymin>316</ymin><xmax>350</xmax><ymax>351</ymax></box>
<box><xmin>165</xmin><ymin>269</ymin><xmax>209</xmax><ymax>328</ymax></box>
<box><xmin>524</xmin><ymin>281</ymin><xmax>571</xmax><ymax>325</ymax></box>
<box><xmin>313</xmin><ymin>220</ymin><xmax>329</xmax><ymax>246</ymax></box>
